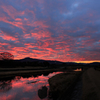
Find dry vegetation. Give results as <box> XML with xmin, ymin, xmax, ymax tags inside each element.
<box><xmin>82</xmin><ymin>68</ymin><xmax>100</xmax><ymax>100</ymax></box>
<box><xmin>48</xmin><ymin>71</ymin><xmax>82</xmax><ymax>99</ymax></box>
<box><xmin>0</xmin><ymin>67</ymin><xmax>64</xmax><ymax>79</ymax></box>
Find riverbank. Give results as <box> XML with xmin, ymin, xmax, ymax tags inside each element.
<box><xmin>48</xmin><ymin>68</ymin><xmax>100</xmax><ymax>100</ymax></box>
<box><xmin>0</xmin><ymin>67</ymin><xmax>66</xmax><ymax>80</ymax></box>
<box><xmin>48</xmin><ymin>71</ymin><xmax>82</xmax><ymax>100</ymax></box>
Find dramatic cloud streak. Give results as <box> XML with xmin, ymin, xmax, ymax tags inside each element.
<box><xmin>0</xmin><ymin>0</ymin><xmax>100</xmax><ymax>62</ymax></box>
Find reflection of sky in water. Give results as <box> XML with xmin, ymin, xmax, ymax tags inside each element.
<box><xmin>74</xmin><ymin>68</ymin><xmax>82</xmax><ymax>71</ymax></box>
<box><xmin>0</xmin><ymin>72</ymin><xmax>62</xmax><ymax>100</ymax></box>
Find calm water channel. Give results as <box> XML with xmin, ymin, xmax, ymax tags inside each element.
<box><xmin>0</xmin><ymin>72</ymin><xmax>62</xmax><ymax>100</ymax></box>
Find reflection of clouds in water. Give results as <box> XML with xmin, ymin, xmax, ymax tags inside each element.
<box><xmin>48</xmin><ymin>72</ymin><xmax>62</xmax><ymax>78</ymax></box>
<box><xmin>0</xmin><ymin>72</ymin><xmax>62</xmax><ymax>100</ymax></box>
<box><xmin>0</xmin><ymin>81</ymin><xmax>12</xmax><ymax>92</ymax></box>
<box><xmin>74</xmin><ymin>68</ymin><xmax>82</xmax><ymax>71</ymax></box>
<box><xmin>0</xmin><ymin>92</ymin><xmax>17</xmax><ymax>100</ymax></box>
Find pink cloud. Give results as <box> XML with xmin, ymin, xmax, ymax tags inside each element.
<box><xmin>1</xmin><ymin>5</ymin><xmax>25</xmax><ymax>19</ymax></box>
<box><xmin>0</xmin><ymin>32</ymin><xmax>18</xmax><ymax>41</ymax></box>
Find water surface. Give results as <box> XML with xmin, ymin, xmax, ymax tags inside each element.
<box><xmin>0</xmin><ymin>72</ymin><xmax>62</xmax><ymax>100</ymax></box>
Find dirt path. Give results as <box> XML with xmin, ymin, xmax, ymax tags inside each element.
<box><xmin>70</xmin><ymin>77</ymin><xmax>82</xmax><ymax>100</ymax></box>
<box><xmin>82</xmin><ymin>68</ymin><xmax>100</xmax><ymax>100</ymax></box>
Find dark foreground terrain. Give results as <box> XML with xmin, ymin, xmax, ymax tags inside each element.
<box><xmin>0</xmin><ymin>63</ymin><xmax>100</xmax><ymax>100</ymax></box>
<box><xmin>48</xmin><ymin>68</ymin><xmax>100</xmax><ymax>100</ymax></box>
<box><xmin>0</xmin><ymin>67</ymin><xmax>65</xmax><ymax>80</ymax></box>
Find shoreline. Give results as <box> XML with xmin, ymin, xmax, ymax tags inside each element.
<box><xmin>48</xmin><ymin>68</ymin><xmax>100</xmax><ymax>100</ymax></box>
<box><xmin>0</xmin><ymin>68</ymin><xmax>67</xmax><ymax>80</ymax></box>
<box><xmin>48</xmin><ymin>71</ymin><xmax>82</xmax><ymax>100</ymax></box>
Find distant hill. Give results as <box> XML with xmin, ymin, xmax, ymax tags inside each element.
<box><xmin>1</xmin><ymin>57</ymin><xmax>100</xmax><ymax>67</ymax></box>
<box><xmin>17</xmin><ymin>57</ymin><xmax>100</xmax><ymax>65</ymax></box>
<box><xmin>20</xmin><ymin>57</ymin><xmax>42</xmax><ymax>62</ymax></box>
<box><xmin>19</xmin><ymin>57</ymin><xmax>63</xmax><ymax>64</ymax></box>
<box><xmin>88</xmin><ymin>62</ymin><xmax>100</xmax><ymax>65</ymax></box>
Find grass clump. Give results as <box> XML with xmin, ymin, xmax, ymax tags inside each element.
<box><xmin>48</xmin><ymin>72</ymin><xmax>81</xmax><ymax>99</ymax></box>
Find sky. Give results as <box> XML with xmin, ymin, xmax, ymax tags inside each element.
<box><xmin>0</xmin><ymin>0</ymin><xmax>100</xmax><ymax>63</ymax></box>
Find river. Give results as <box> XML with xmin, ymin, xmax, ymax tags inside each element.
<box><xmin>0</xmin><ymin>72</ymin><xmax>62</xmax><ymax>100</ymax></box>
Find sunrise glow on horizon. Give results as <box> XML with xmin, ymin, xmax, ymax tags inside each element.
<box><xmin>0</xmin><ymin>0</ymin><xmax>100</xmax><ymax>63</ymax></box>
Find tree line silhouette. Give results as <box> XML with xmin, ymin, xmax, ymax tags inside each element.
<box><xmin>0</xmin><ymin>52</ymin><xmax>100</xmax><ymax>69</ymax></box>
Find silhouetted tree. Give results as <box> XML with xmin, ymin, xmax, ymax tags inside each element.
<box><xmin>0</xmin><ymin>52</ymin><xmax>14</xmax><ymax>60</ymax></box>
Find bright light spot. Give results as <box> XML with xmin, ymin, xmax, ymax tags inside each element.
<box><xmin>74</xmin><ymin>68</ymin><xmax>82</xmax><ymax>71</ymax></box>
